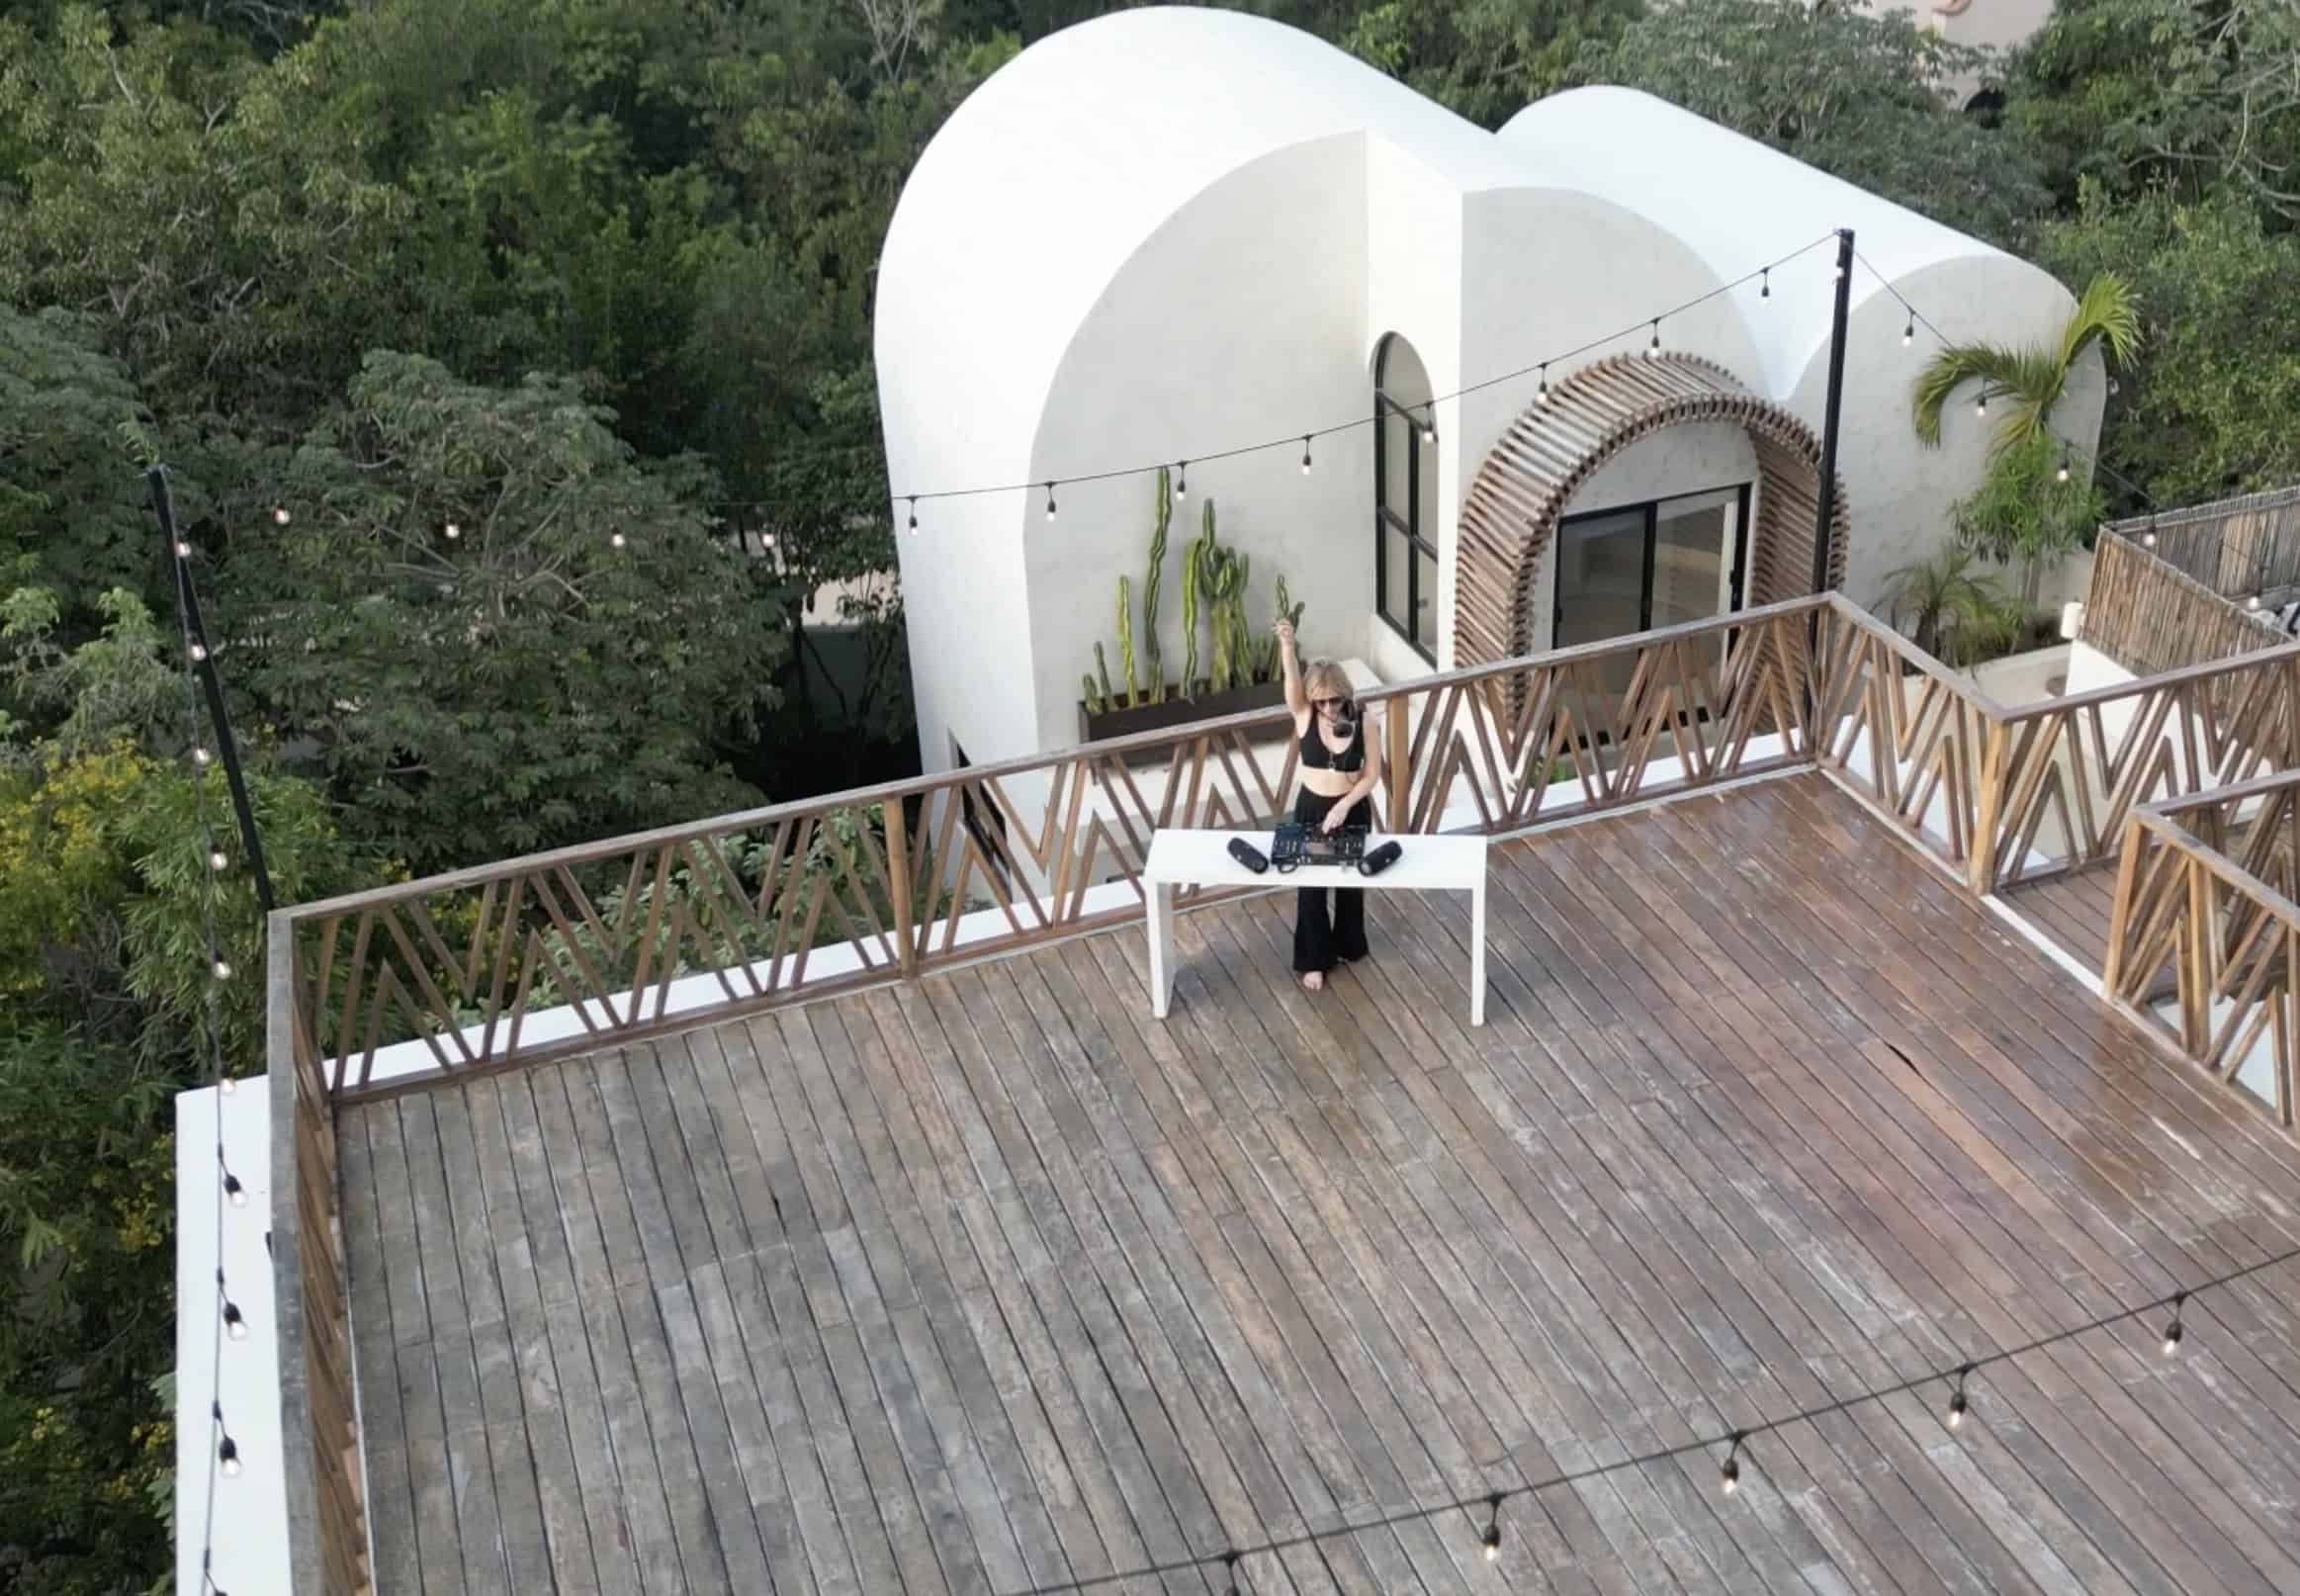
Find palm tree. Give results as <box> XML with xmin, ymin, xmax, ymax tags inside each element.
<box><xmin>1911</xmin><ymin>274</ymin><xmax>2141</xmax><ymax>460</ymax></box>
<box><xmin>1881</xmin><ymin>545</ymin><xmax>2005</xmax><ymax>663</ymax></box>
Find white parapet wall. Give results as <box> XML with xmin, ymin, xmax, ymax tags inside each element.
<box><xmin>175</xmin><ymin>1082</ymin><xmax>292</xmax><ymax>1596</ymax></box>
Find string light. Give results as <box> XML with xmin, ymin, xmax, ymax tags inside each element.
<box><xmin>1007</xmin><ymin>1244</ymin><xmax>2299</xmax><ymax>1596</ymax></box>
<box><xmin>192</xmin><ymin>743</ymin><xmax>212</xmax><ymax>765</ymax></box>
<box><xmin>2057</xmin><ymin>452</ymin><xmax>2071</xmax><ymax>484</ymax></box>
<box><xmin>609</xmin><ymin>529</ymin><xmax>627</xmax><ymax>549</ymax></box>
<box><xmin>219</xmin><ymin>1271</ymin><xmax>247</xmax><ymax>1341</ymax></box>
<box><xmin>215</xmin><ymin>1403</ymin><xmax>241</xmax><ymax>1478</ymax></box>
<box><xmin>444</xmin><ymin>522</ymin><xmax>460</xmax><ymax>540</ymax></box>
<box><xmin>1645</xmin><ymin>319</ymin><xmax>1661</xmax><ymax>359</ymax></box>
<box><xmin>175</xmin><ymin>539</ymin><xmax>193</xmax><ymax>558</ymax></box>
<box><xmin>1759</xmin><ymin>267</ymin><xmax>1770</xmax><ymax>300</ymax></box>
<box><xmin>1537</xmin><ymin>364</ymin><xmax>1551</xmax><ymax>404</ymax></box>
<box><xmin>209</xmin><ymin>846</ymin><xmax>228</xmax><ymax>872</ymax></box>
<box><xmin>189</xmin><ymin>641</ymin><xmax>209</xmax><ymax>663</ymax></box>
<box><xmin>1975</xmin><ymin>393</ymin><xmax>1988</xmax><ymax>419</ymax></box>
<box><xmin>1902</xmin><ymin>316</ymin><xmax>1913</xmax><ymax>348</ymax></box>
<box><xmin>1479</xmin><ymin>1492</ymin><xmax>1503</xmax><ymax>1561</ymax></box>
<box><xmin>886</xmin><ymin>231</ymin><xmax>1840</xmax><ymax>523</ymax></box>
<box><xmin>271</xmin><ymin>507</ymin><xmax>289</xmax><ymax>526</ymax></box>
<box><xmin>1044</xmin><ymin>483</ymin><xmax>1058</xmax><ymax>520</ymax></box>
<box><xmin>1221</xmin><ymin>1552</ymin><xmax>1242</xmax><ymax>1596</ymax></box>
<box><xmin>212</xmin><ymin>952</ymin><xmax>232</xmax><ymax>980</ymax></box>
<box><xmin>1300</xmin><ymin>436</ymin><xmax>1312</xmax><ymax>475</ymax></box>
<box><xmin>221</xmin><ymin>1167</ymin><xmax>246</xmax><ymax>1207</ymax></box>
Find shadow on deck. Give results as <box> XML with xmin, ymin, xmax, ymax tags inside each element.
<box><xmin>340</xmin><ymin>773</ymin><xmax>2300</xmax><ymax>1596</ymax></box>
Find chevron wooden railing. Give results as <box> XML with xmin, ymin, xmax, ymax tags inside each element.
<box><xmin>1982</xmin><ymin>647</ymin><xmax>2300</xmax><ymax>889</ymax></box>
<box><xmin>1810</xmin><ymin>599</ymin><xmax>2007</xmax><ymax>891</ymax></box>
<box><xmin>2102</xmin><ymin>778</ymin><xmax>2300</xmax><ymax>1133</ymax></box>
<box><xmin>272</xmin><ymin>596</ymin><xmax>1826</xmax><ymax>1102</ymax></box>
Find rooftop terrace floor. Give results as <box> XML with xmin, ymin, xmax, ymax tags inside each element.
<box><xmin>340</xmin><ymin>773</ymin><xmax>2300</xmax><ymax>1596</ymax></box>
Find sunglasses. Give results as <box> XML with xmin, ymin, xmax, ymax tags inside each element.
<box><xmin>1313</xmin><ymin>696</ymin><xmax>1344</xmax><ymax>708</ymax></box>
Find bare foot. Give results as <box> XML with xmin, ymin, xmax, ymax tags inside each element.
<box><xmin>1300</xmin><ymin>970</ymin><xmax>1324</xmax><ymax>993</ymax></box>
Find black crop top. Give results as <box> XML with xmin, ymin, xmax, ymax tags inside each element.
<box><xmin>1299</xmin><ymin>717</ymin><xmax>1365</xmax><ymax>773</ymax></box>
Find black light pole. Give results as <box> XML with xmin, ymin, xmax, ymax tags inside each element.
<box><xmin>150</xmin><ymin>466</ymin><xmax>276</xmax><ymax>913</ymax></box>
<box><xmin>1813</xmin><ymin>227</ymin><xmax>1856</xmax><ymax>594</ymax></box>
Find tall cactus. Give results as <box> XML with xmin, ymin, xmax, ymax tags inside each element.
<box><xmin>1260</xmin><ymin>574</ymin><xmax>1305</xmax><ymax>681</ymax></box>
<box><xmin>1229</xmin><ymin>550</ymin><xmax>1252</xmax><ymax>691</ymax></box>
<box><xmin>1116</xmin><ymin>575</ymin><xmax>1139</xmax><ymax>708</ymax></box>
<box><xmin>1094</xmin><ymin>642</ymin><xmax>1113</xmax><ymax>710</ymax></box>
<box><xmin>1180</xmin><ymin>531</ymin><xmax>1201</xmax><ymax>699</ymax></box>
<box><xmin>1083</xmin><ymin>673</ymin><xmax>1106</xmax><ymax>717</ymax></box>
<box><xmin>1143</xmin><ymin>470</ymin><xmax>1170</xmax><ymax>703</ymax></box>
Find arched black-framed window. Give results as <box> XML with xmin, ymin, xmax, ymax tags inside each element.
<box><xmin>1374</xmin><ymin>333</ymin><xmax>1439</xmax><ymax>663</ymax></box>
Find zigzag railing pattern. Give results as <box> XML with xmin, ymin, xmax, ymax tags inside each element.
<box><xmin>1986</xmin><ymin>650</ymin><xmax>2300</xmax><ymax>889</ymax></box>
<box><xmin>2103</xmin><ymin>788</ymin><xmax>2300</xmax><ymax>1134</ymax></box>
<box><xmin>277</xmin><ymin>598</ymin><xmax>1825</xmax><ymax>1099</ymax></box>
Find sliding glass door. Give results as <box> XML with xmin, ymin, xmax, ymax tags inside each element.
<box><xmin>1553</xmin><ymin>485</ymin><xmax>1748</xmax><ymax>701</ymax></box>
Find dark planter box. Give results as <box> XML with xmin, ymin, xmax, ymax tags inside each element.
<box><xmin>1079</xmin><ymin>678</ymin><xmax>1287</xmax><ymax>744</ymax></box>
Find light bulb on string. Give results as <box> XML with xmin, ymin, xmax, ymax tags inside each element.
<box><xmin>1480</xmin><ymin>1493</ymin><xmax>1504</xmax><ymax>1562</ymax></box>
<box><xmin>212</xmin><ymin>953</ymin><xmax>232</xmax><ymax>981</ymax></box>
<box><xmin>1421</xmin><ymin>409</ymin><xmax>1437</xmax><ymax>444</ymax></box>
<box><xmin>2162</xmin><ymin>1292</ymin><xmax>2186</xmax><ymax>1356</ymax></box>
<box><xmin>175</xmin><ymin>539</ymin><xmax>193</xmax><ymax>559</ymax></box>
<box><xmin>1044</xmin><ymin>483</ymin><xmax>1058</xmax><ymax>521</ymax></box>
<box><xmin>1301</xmin><ymin>436</ymin><xmax>1313</xmax><ymax>475</ymax></box>
<box><xmin>1759</xmin><ymin>268</ymin><xmax>1770</xmax><ymax>301</ymax></box>
<box><xmin>1175</xmin><ymin>463</ymin><xmax>1189</xmax><ymax>500</ymax></box>
<box><xmin>1720</xmin><ymin>1433</ymin><xmax>1745</xmax><ymax>1496</ymax></box>
<box><xmin>445</xmin><ymin>522</ymin><xmax>461</xmax><ymax>540</ymax></box>
<box><xmin>1975</xmin><ymin>393</ymin><xmax>1989</xmax><ymax>419</ymax></box>
<box><xmin>272</xmin><ymin>507</ymin><xmax>290</xmax><ymax>526</ymax></box>
<box><xmin>189</xmin><ymin>641</ymin><xmax>209</xmax><ymax>664</ymax></box>
<box><xmin>214</xmin><ymin>1401</ymin><xmax>241</xmax><ymax>1476</ymax></box>
<box><xmin>192</xmin><ymin>743</ymin><xmax>213</xmax><ymax>766</ymax></box>
<box><xmin>1645</xmin><ymin>320</ymin><xmax>1661</xmax><ymax>359</ymax></box>
<box><xmin>219</xmin><ymin>1075</ymin><xmax>235</xmax><ymax>1095</ymax></box>
<box><xmin>1222</xmin><ymin>1552</ymin><xmax>1243</xmax><ymax>1596</ymax></box>
<box><xmin>1537</xmin><ymin>364</ymin><xmax>1551</xmax><ymax>405</ymax></box>
<box><xmin>2056</xmin><ymin>453</ymin><xmax>2072</xmax><ymax>484</ymax></box>
<box><xmin>222</xmin><ymin>1168</ymin><xmax>246</xmax><ymax>1207</ymax></box>
<box><xmin>209</xmin><ymin>845</ymin><xmax>228</xmax><ymax>872</ymax></box>
<box><xmin>1946</xmin><ymin>1365</ymin><xmax>1972</xmax><ymax>1430</ymax></box>
<box><xmin>907</xmin><ymin>496</ymin><xmax>919</xmax><ymax>535</ymax></box>
<box><xmin>1902</xmin><ymin>317</ymin><xmax>1914</xmax><ymax>348</ymax></box>
<box><xmin>220</xmin><ymin>1271</ymin><xmax>248</xmax><ymax>1341</ymax></box>
<box><xmin>610</xmin><ymin>529</ymin><xmax>627</xmax><ymax>550</ymax></box>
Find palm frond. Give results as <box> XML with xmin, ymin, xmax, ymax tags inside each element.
<box><xmin>2059</xmin><ymin>273</ymin><xmax>2142</xmax><ymax>372</ymax></box>
<box><xmin>1910</xmin><ymin>344</ymin><xmax>2029</xmax><ymax>447</ymax></box>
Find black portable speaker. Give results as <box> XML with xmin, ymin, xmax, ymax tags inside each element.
<box><xmin>1357</xmin><ymin>840</ymin><xmax>1403</xmax><ymax>877</ymax></box>
<box><xmin>1227</xmin><ymin>837</ymin><xmax>1270</xmax><ymax>874</ymax></box>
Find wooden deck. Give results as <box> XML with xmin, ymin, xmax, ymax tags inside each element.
<box><xmin>338</xmin><ymin>773</ymin><xmax>2300</xmax><ymax>1596</ymax></box>
<box><xmin>2000</xmin><ymin>867</ymin><xmax>2120</xmax><ymax>977</ymax></box>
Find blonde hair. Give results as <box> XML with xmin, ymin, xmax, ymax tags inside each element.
<box><xmin>1302</xmin><ymin>659</ymin><xmax>1351</xmax><ymax>703</ymax></box>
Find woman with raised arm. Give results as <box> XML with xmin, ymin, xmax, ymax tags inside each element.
<box><xmin>1275</xmin><ymin>618</ymin><xmax>1381</xmax><ymax>992</ymax></box>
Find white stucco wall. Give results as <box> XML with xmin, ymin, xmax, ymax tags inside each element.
<box><xmin>1028</xmin><ymin>135</ymin><xmax>1372</xmax><ymax>754</ymax></box>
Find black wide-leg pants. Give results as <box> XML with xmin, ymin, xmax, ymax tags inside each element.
<box><xmin>1292</xmin><ymin>790</ymin><xmax>1371</xmax><ymax>974</ymax></box>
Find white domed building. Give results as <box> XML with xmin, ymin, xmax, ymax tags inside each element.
<box><xmin>875</xmin><ymin>5</ymin><xmax>2097</xmax><ymax>779</ymax></box>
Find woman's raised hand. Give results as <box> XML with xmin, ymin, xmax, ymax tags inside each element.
<box><xmin>1272</xmin><ymin>618</ymin><xmax>1294</xmax><ymax>648</ymax></box>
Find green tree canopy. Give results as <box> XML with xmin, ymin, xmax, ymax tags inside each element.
<box><xmin>221</xmin><ymin>351</ymin><xmax>787</xmax><ymax>871</ymax></box>
<box><xmin>1576</xmin><ymin>0</ymin><xmax>2053</xmax><ymax>251</ymax></box>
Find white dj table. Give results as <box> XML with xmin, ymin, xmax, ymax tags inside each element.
<box><xmin>1139</xmin><ymin>828</ymin><xmax>1490</xmax><ymax>1025</ymax></box>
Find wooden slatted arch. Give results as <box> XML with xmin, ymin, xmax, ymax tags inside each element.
<box><xmin>1454</xmin><ymin>351</ymin><xmax>1850</xmax><ymax>667</ymax></box>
